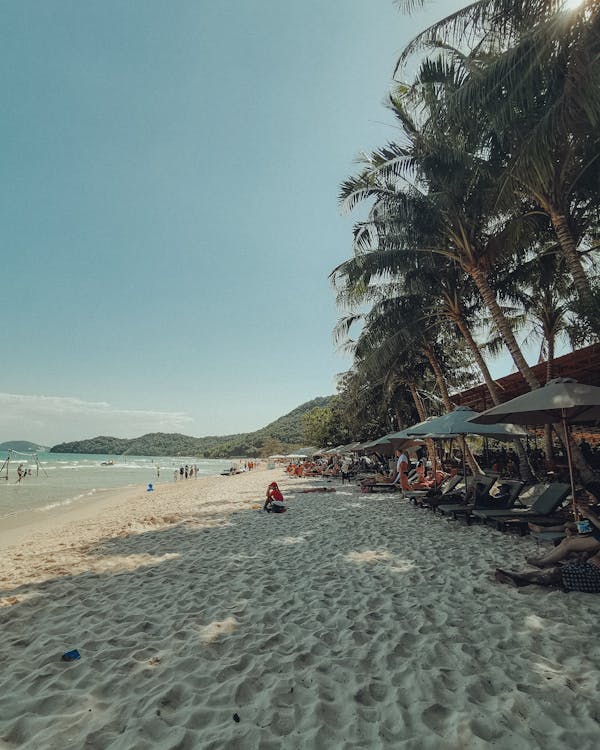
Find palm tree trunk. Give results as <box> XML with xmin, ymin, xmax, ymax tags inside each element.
<box><xmin>423</xmin><ymin>345</ymin><xmax>480</xmax><ymax>475</ymax></box>
<box><xmin>544</xmin><ymin>337</ymin><xmax>556</xmax><ymax>469</ymax></box>
<box><xmin>454</xmin><ymin>315</ymin><xmax>502</xmax><ymax>402</ymax></box>
<box><xmin>454</xmin><ymin>313</ymin><xmax>535</xmax><ymax>483</ymax></box>
<box><xmin>407</xmin><ymin>381</ymin><xmax>436</xmax><ymax>460</ymax></box>
<box><xmin>469</xmin><ymin>266</ymin><xmax>541</xmax><ymax>391</ymax></box>
<box><xmin>466</xmin><ymin>266</ymin><xmax>594</xmax><ymax>483</ymax></box>
<box><xmin>423</xmin><ymin>345</ymin><xmax>453</xmax><ymax>411</ymax></box>
<box><xmin>549</xmin><ymin>210</ymin><xmax>593</xmax><ymax>300</ymax></box>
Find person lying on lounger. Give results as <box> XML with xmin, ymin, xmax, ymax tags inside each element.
<box><xmin>495</xmin><ymin>548</ymin><xmax>600</xmax><ymax>593</ymax></box>
<box><xmin>359</xmin><ymin>471</ymin><xmax>400</xmax><ymax>488</ymax></box>
<box><xmin>525</xmin><ymin>499</ymin><xmax>600</xmax><ymax>568</ymax></box>
<box><xmin>409</xmin><ymin>469</ymin><xmax>447</xmax><ymax>491</ymax></box>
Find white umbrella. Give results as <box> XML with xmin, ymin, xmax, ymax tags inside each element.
<box><xmin>469</xmin><ymin>377</ymin><xmax>600</xmax><ymax>511</ymax></box>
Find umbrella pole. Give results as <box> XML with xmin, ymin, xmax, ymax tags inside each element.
<box><xmin>462</xmin><ymin>435</ymin><xmax>467</xmax><ymax>481</ymax></box>
<box><xmin>562</xmin><ymin>414</ymin><xmax>579</xmax><ymax>520</ymax></box>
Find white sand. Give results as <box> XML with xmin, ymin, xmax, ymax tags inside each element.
<box><xmin>1</xmin><ymin>471</ymin><xmax>599</xmax><ymax>749</ymax></box>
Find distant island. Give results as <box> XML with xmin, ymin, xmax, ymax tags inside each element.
<box><xmin>49</xmin><ymin>396</ymin><xmax>333</xmax><ymax>458</ymax></box>
<box><xmin>0</xmin><ymin>440</ymin><xmax>49</xmax><ymax>453</ymax></box>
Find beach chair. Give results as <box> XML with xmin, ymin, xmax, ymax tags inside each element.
<box><xmin>427</xmin><ymin>475</ymin><xmax>478</xmax><ymax>512</ymax></box>
<box><xmin>363</xmin><ymin>467</ymin><xmax>422</xmax><ymax>493</ymax></box>
<box><xmin>471</xmin><ymin>482</ymin><xmax>570</xmax><ymax>528</ymax></box>
<box><xmin>458</xmin><ymin>479</ymin><xmax>524</xmax><ymax>524</ymax></box>
<box><xmin>364</xmin><ymin>473</ymin><xmax>405</xmax><ymax>493</ymax></box>
<box><xmin>436</xmin><ymin>474</ymin><xmax>497</xmax><ymax>516</ymax></box>
<box><xmin>407</xmin><ymin>474</ymin><xmax>463</xmax><ymax>506</ymax></box>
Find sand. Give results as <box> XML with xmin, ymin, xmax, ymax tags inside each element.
<box><xmin>1</xmin><ymin>470</ymin><xmax>599</xmax><ymax>750</ymax></box>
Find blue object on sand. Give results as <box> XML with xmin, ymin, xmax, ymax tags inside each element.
<box><xmin>147</xmin><ymin>483</ymin><xmax>153</xmax><ymax>492</ymax></box>
<box><xmin>62</xmin><ymin>649</ymin><xmax>80</xmax><ymax>661</ymax></box>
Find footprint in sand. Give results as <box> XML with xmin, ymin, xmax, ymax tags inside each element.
<box><xmin>421</xmin><ymin>703</ymin><xmax>452</xmax><ymax>733</ymax></box>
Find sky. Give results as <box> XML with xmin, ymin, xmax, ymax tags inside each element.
<box><xmin>0</xmin><ymin>0</ymin><xmax>523</xmax><ymax>446</ymax></box>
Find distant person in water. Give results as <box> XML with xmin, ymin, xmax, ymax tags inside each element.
<box><xmin>264</xmin><ymin>482</ymin><xmax>286</xmax><ymax>513</ymax></box>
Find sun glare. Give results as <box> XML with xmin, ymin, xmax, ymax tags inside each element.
<box><xmin>563</xmin><ymin>0</ymin><xmax>583</xmax><ymax>9</ymax></box>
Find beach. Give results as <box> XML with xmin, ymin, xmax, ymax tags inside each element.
<box><xmin>1</xmin><ymin>470</ymin><xmax>599</xmax><ymax>750</ymax></box>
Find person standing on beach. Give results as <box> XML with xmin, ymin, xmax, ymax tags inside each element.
<box><xmin>173</xmin><ymin>469</ymin><xmax>178</xmax><ymax>482</ymax></box>
<box><xmin>17</xmin><ymin>464</ymin><xmax>24</xmax><ymax>483</ymax></box>
<box><xmin>179</xmin><ymin>466</ymin><xmax>184</xmax><ymax>480</ymax></box>
<box><xmin>395</xmin><ymin>449</ymin><xmax>409</xmax><ymax>482</ymax></box>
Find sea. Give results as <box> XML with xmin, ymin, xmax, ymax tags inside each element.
<box><xmin>0</xmin><ymin>452</ymin><xmax>236</xmax><ymax>524</ymax></box>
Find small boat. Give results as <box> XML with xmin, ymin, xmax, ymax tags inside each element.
<box><xmin>101</xmin><ymin>460</ymin><xmax>115</xmax><ymax>466</ymax></box>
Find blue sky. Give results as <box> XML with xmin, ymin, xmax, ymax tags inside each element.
<box><xmin>1</xmin><ymin>0</ymin><xmax>518</xmax><ymax>445</ymax></box>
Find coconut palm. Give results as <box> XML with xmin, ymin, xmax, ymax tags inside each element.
<box><xmin>338</xmin><ymin>85</ymin><xmax>544</xmax><ymax>391</ymax></box>
<box><xmin>394</xmin><ymin>1</ymin><xmax>600</xmax><ymax>302</ymax></box>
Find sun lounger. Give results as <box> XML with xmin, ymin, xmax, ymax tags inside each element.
<box><xmin>470</xmin><ymin>482</ymin><xmax>570</xmax><ymax>527</ymax></box>
<box><xmin>455</xmin><ymin>479</ymin><xmax>524</xmax><ymax>524</ymax></box>
<box><xmin>436</xmin><ymin>474</ymin><xmax>497</xmax><ymax>516</ymax></box>
<box><xmin>408</xmin><ymin>474</ymin><xmax>463</xmax><ymax>506</ymax></box>
<box><xmin>469</xmin><ymin>483</ymin><xmax>550</xmax><ymax>521</ymax></box>
<box><xmin>362</xmin><ymin>469</ymin><xmax>421</xmax><ymax>493</ymax></box>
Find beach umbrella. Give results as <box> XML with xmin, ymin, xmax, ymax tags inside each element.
<box><xmin>401</xmin><ymin>406</ymin><xmax>528</xmax><ymax>480</ymax></box>
<box><xmin>469</xmin><ymin>378</ymin><xmax>600</xmax><ymax>510</ymax></box>
<box><xmin>360</xmin><ymin>433</ymin><xmax>398</xmax><ymax>456</ymax></box>
<box><xmin>401</xmin><ymin>406</ymin><xmax>528</xmax><ymax>440</ymax></box>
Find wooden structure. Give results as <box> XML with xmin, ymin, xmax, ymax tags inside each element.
<box><xmin>451</xmin><ymin>343</ymin><xmax>600</xmax><ymax>412</ymax></box>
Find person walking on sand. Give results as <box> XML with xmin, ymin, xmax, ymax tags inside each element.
<box><xmin>395</xmin><ymin>449</ymin><xmax>409</xmax><ymax>483</ymax></box>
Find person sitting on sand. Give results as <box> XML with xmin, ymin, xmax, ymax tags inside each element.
<box><xmin>495</xmin><ymin>547</ymin><xmax>600</xmax><ymax>593</ymax></box>
<box><xmin>264</xmin><ymin>482</ymin><xmax>287</xmax><ymax>513</ymax></box>
<box><xmin>525</xmin><ymin>499</ymin><xmax>600</xmax><ymax>569</ymax></box>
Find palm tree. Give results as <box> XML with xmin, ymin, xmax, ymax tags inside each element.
<box><xmin>394</xmin><ymin>0</ymin><xmax>600</xmax><ymax>302</ymax></box>
<box><xmin>338</xmin><ymin>87</ymin><xmax>544</xmax><ymax>391</ymax></box>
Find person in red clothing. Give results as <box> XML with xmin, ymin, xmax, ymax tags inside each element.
<box><xmin>264</xmin><ymin>482</ymin><xmax>287</xmax><ymax>513</ymax></box>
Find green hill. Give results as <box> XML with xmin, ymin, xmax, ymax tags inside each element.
<box><xmin>0</xmin><ymin>440</ymin><xmax>48</xmax><ymax>452</ymax></box>
<box><xmin>50</xmin><ymin>396</ymin><xmax>333</xmax><ymax>458</ymax></box>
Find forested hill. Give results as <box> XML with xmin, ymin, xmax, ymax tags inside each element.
<box><xmin>49</xmin><ymin>396</ymin><xmax>333</xmax><ymax>458</ymax></box>
<box><xmin>0</xmin><ymin>440</ymin><xmax>49</xmax><ymax>452</ymax></box>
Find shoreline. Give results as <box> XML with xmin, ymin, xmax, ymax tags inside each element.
<box><xmin>0</xmin><ymin>456</ymin><xmax>241</xmax><ymax>548</ymax></box>
<box><xmin>2</xmin><ymin>471</ymin><xmax>600</xmax><ymax>749</ymax></box>
<box><xmin>0</xmin><ymin>468</ymin><xmax>270</xmax><ymax>559</ymax></box>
